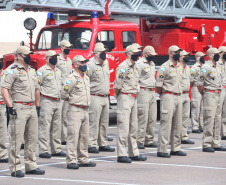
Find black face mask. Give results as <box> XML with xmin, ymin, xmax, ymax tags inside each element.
<box><xmin>200</xmin><ymin>57</ymin><xmax>205</xmax><ymax>63</ymax></box>
<box><xmin>223</xmin><ymin>54</ymin><xmax>226</xmax><ymax>60</ymax></box>
<box><xmin>183</xmin><ymin>57</ymin><xmax>189</xmax><ymax>63</ymax></box>
<box><xmin>78</xmin><ymin>64</ymin><xmax>87</xmax><ymax>72</ymax></box>
<box><xmin>131</xmin><ymin>54</ymin><xmax>139</xmax><ymax>62</ymax></box>
<box><xmin>20</xmin><ymin>54</ymin><xmax>31</xmax><ymax>65</ymax></box>
<box><xmin>63</xmin><ymin>49</ymin><xmax>70</xmax><ymax>55</ymax></box>
<box><xmin>146</xmin><ymin>55</ymin><xmax>154</xmax><ymax>62</ymax></box>
<box><xmin>99</xmin><ymin>52</ymin><xmax>106</xmax><ymax>61</ymax></box>
<box><xmin>213</xmin><ymin>54</ymin><xmax>220</xmax><ymax>62</ymax></box>
<box><xmin>172</xmin><ymin>53</ymin><xmax>180</xmax><ymax>61</ymax></box>
<box><xmin>49</xmin><ymin>58</ymin><xmax>57</xmax><ymax>65</ymax></box>
<box><xmin>138</xmin><ymin>51</ymin><xmax>142</xmax><ymax>57</ymax></box>
<box><xmin>0</xmin><ymin>62</ymin><xmax>4</xmax><ymax>69</ymax></box>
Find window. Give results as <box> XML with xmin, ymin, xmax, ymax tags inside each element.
<box><xmin>96</xmin><ymin>31</ymin><xmax>115</xmax><ymax>51</ymax></box>
<box><xmin>122</xmin><ymin>31</ymin><xmax>136</xmax><ymax>48</ymax></box>
<box><xmin>37</xmin><ymin>29</ymin><xmax>63</xmax><ymax>50</ymax></box>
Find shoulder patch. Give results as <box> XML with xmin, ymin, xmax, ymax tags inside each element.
<box><xmin>11</xmin><ymin>65</ymin><xmax>18</xmax><ymax>69</ymax></box>
<box><xmin>64</xmin><ymin>85</ymin><xmax>69</xmax><ymax>91</ymax></box>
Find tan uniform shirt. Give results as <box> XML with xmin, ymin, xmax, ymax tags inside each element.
<box><xmin>2</xmin><ymin>64</ymin><xmax>39</xmax><ymax>102</ymax></box>
<box><xmin>197</xmin><ymin>60</ymin><xmax>223</xmax><ymax>90</ymax></box>
<box><xmin>61</xmin><ymin>71</ymin><xmax>90</xmax><ymax>106</ymax></box>
<box><xmin>0</xmin><ymin>70</ymin><xmax>6</xmax><ymax>102</ymax></box>
<box><xmin>190</xmin><ymin>63</ymin><xmax>202</xmax><ymax>85</ymax></box>
<box><xmin>37</xmin><ymin>64</ymin><xmax>62</xmax><ymax>98</ymax></box>
<box><xmin>56</xmin><ymin>55</ymin><xmax>72</xmax><ymax>84</ymax></box>
<box><xmin>137</xmin><ymin>57</ymin><xmax>155</xmax><ymax>88</ymax></box>
<box><xmin>156</xmin><ymin>60</ymin><xmax>183</xmax><ymax>93</ymax></box>
<box><xmin>114</xmin><ymin>59</ymin><xmax>140</xmax><ymax>95</ymax></box>
<box><xmin>87</xmin><ymin>58</ymin><xmax>110</xmax><ymax>95</ymax></box>
<box><xmin>217</xmin><ymin>59</ymin><xmax>226</xmax><ymax>86</ymax></box>
<box><xmin>181</xmin><ymin>65</ymin><xmax>190</xmax><ymax>92</ymax></box>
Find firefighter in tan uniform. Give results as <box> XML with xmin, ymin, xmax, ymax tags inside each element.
<box><xmin>190</xmin><ymin>52</ymin><xmax>205</xmax><ymax>133</ymax></box>
<box><xmin>57</xmin><ymin>40</ymin><xmax>73</xmax><ymax>145</ymax></box>
<box><xmin>114</xmin><ymin>45</ymin><xmax>147</xmax><ymax>163</ymax></box>
<box><xmin>218</xmin><ymin>46</ymin><xmax>226</xmax><ymax>140</ymax></box>
<box><xmin>179</xmin><ymin>50</ymin><xmax>195</xmax><ymax>144</ymax></box>
<box><xmin>61</xmin><ymin>55</ymin><xmax>96</xmax><ymax>169</ymax></box>
<box><xmin>197</xmin><ymin>48</ymin><xmax>226</xmax><ymax>152</ymax></box>
<box><xmin>136</xmin><ymin>46</ymin><xmax>158</xmax><ymax>149</ymax></box>
<box><xmin>156</xmin><ymin>45</ymin><xmax>187</xmax><ymax>158</ymax></box>
<box><xmin>1</xmin><ymin>46</ymin><xmax>45</xmax><ymax>177</ymax></box>
<box><xmin>87</xmin><ymin>44</ymin><xmax>115</xmax><ymax>153</ymax></box>
<box><xmin>37</xmin><ymin>50</ymin><xmax>66</xmax><ymax>158</ymax></box>
<box><xmin>0</xmin><ymin>54</ymin><xmax>8</xmax><ymax>163</ymax></box>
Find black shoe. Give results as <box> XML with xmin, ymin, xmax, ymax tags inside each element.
<box><xmin>170</xmin><ymin>150</ymin><xmax>187</xmax><ymax>156</ymax></box>
<box><xmin>11</xmin><ymin>170</ymin><xmax>24</xmax><ymax>178</ymax></box>
<box><xmin>144</xmin><ymin>142</ymin><xmax>157</xmax><ymax>148</ymax></box>
<box><xmin>117</xmin><ymin>156</ymin><xmax>132</xmax><ymax>163</ymax></box>
<box><xmin>200</xmin><ymin>129</ymin><xmax>203</xmax><ymax>132</ymax></box>
<box><xmin>39</xmin><ymin>152</ymin><xmax>51</xmax><ymax>158</ymax></box>
<box><xmin>67</xmin><ymin>163</ymin><xmax>79</xmax><ymax>169</ymax></box>
<box><xmin>187</xmin><ymin>131</ymin><xmax>190</xmax><ymax>134</ymax></box>
<box><xmin>221</xmin><ymin>136</ymin><xmax>226</xmax><ymax>140</ymax></box>
<box><xmin>137</xmin><ymin>143</ymin><xmax>145</xmax><ymax>149</ymax></box>
<box><xmin>0</xmin><ymin>158</ymin><xmax>8</xmax><ymax>163</ymax></box>
<box><xmin>88</xmin><ymin>147</ymin><xmax>99</xmax><ymax>153</ymax></box>
<box><xmin>107</xmin><ymin>137</ymin><xmax>113</xmax><ymax>141</ymax></box>
<box><xmin>51</xmin><ymin>151</ymin><xmax>66</xmax><ymax>157</ymax></box>
<box><xmin>129</xmin><ymin>155</ymin><xmax>147</xmax><ymax>161</ymax></box>
<box><xmin>157</xmin><ymin>152</ymin><xmax>171</xmax><ymax>158</ymax></box>
<box><xmin>99</xmin><ymin>145</ymin><xmax>115</xmax><ymax>152</ymax></box>
<box><xmin>78</xmin><ymin>162</ymin><xmax>96</xmax><ymax>167</ymax></box>
<box><xmin>181</xmin><ymin>139</ymin><xmax>195</xmax><ymax>144</ymax></box>
<box><xmin>213</xmin><ymin>146</ymin><xmax>226</xmax><ymax>151</ymax></box>
<box><xmin>61</xmin><ymin>142</ymin><xmax>67</xmax><ymax>145</ymax></box>
<box><xmin>192</xmin><ymin>129</ymin><xmax>201</xmax><ymax>133</ymax></box>
<box><xmin>21</xmin><ymin>144</ymin><xmax>24</xmax><ymax>150</ymax></box>
<box><xmin>26</xmin><ymin>168</ymin><xmax>45</xmax><ymax>175</ymax></box>
<box><xmin>203</xmin><ymin>147</ymin><xmax>215</xmax><ymax>152</ymax></box>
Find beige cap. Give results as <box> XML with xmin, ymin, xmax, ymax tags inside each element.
<box><xmin>16</xmin><ymin>46</ymin><xmax>33</xmax><ymax>55</ymax></box>
<box><xmin>207</xmin><ymin>47</ymin><xmax>221</xmax><ymax>55</ymax></box>
<box><xmin>168</xmin><ymin>45</ymin><xmax>183</xmax><ymax>53</ymax></box>
<box><xmin>95</xmin><ymin>42</ymin><xmax>104</xmax><ymax>47</ymax></box>
<box><xmin>59</xmin><ymin>40</ymin><xmax>73</xmax><ymax>47</ymax></box>
<box><xmin>94</xmin><ymin>44</ymin><xmax>107</xmax><ymax>52</ymax></box>
<box><xmin>132</xmin><ymin>43</ymin><xmax>143</xmax><ymax>49</ymax></box>
<box><xmin>126</xmin><ymin>45</ymin><xmax>141</xmax><ymax>53</ymax></box>
<box><xmin>143</xmin><ymin>46</ymin><xmax>157</xmax><ymax>55</ymax></box>
<box><xmin>195</xmin><ymin>52</ymin><xmax>206</xmax><ymax>57</ymax></box>
<box><xmin>180</xmin><ymin>50</ymin><xmax>190</xmax><ymax>56</ymax></box>
<box><xmin>72</xmin><ymin>55</ymin><xmax>88</xmax><ymax>64</ymax></box>
<box><xmin>218</xmin><ymin>46</ymin><xmax>226</xmax><ymax>53</ymax></box>
<box><xmin>0</xmin><ymin>54</ymin><xmax>5</xmax><ymax>59</ymax></box>
<box><xmin>45</xmin><ymin>50</ymin><xmax>59</xmax><ymax>58</ymax></box>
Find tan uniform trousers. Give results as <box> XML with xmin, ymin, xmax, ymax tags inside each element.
<box><xmin>89</xmin><ymin>95</ymin><xmax>109</xmax><ymax>148</ymax></box>
<box><xmin>157</xmin><ymin>94</ymin><xmax>182</xmax><ymax>153</ymax></box>
<box><xmin>0</xmin><ymin>104</ymin><xmax>7</xmax><ymax>160</ymax></box>
<box><xmin>9</xmin><ymin>103</ymin><xmax>38</xmax><ymax>173</ymax></box>
<box><xmin>191</xmin><ymin>86</ymin><xmax>204</xmax><ymax>130</ymax></box>
<box><xmin>137</xmin><ymin>89</ymin><xmax>157</xmax><ymax>145</ymax></box>
<box><xmin>181</xmin><ymin>93</ymin><xmax>190</xmax><ymax>141</ymax></box>
<box><xmin>117</xmin><ymin>93</ymin><xmax>139</xmax><ymax>157</ymax></box>
<box><xmin>220</xmin><ymin>87</ymin><xmax>226</xmax><ymax>136</ymax></box>
<box><xmin>61</xmin><ymin>100</ymin><xmax>69</xmax><ymax>142</ymax></box>
<box><xmin>203</xmin><ymin>92</ymin><xmax>221</xmax><ymax>148</ymax></box>
<box><xmin>39</xmin><ymin>97</ymin><xmax>62</xmax><ymax>154</ymax></box>
<box><xmin>67</xmin><ymin>105</ymin><xmax>89</xmax><ymax>165</ymax></box>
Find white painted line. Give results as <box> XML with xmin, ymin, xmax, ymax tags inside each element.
<box><xmin>0</xmin><ymin>176</ymin><xmax>138</xmax><ymax>185</ymax></box>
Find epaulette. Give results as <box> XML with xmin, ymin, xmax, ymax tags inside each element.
<box><xmin>11</xmin><ymin>65</ymin><xmax>18</xmax><ymax>69</ymax></box>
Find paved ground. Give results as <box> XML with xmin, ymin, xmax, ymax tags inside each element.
<box><xmin>1</xmin><ymin>110</ymin><xmax>226</xmax><ymax>185</ymax></box>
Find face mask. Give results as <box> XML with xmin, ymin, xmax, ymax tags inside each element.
<box><xmin>63</xmin><ymin>49</ymin><xmax>70</xmax><ymax>55</ymax></box>
<box><xmin>99</xmin><ymin>52</ymin><xmax>106</xmax><ymax>61</ymax></box>
<box><xmin>138</xmin><ymin>51</ymin><xmax>142</xmax><ymax>57</ymax></box>
<box><xmin>200</xmin><ymin>57</ymin><xmax>205</xmax><ymax>63</ymax></box>
<box><xmin>49</xmin><ymin>58</ymin><xmax>57</xmax><ymax>65</ymax></box>
<box><xmin>20</xmin><ymin>54</ymin><xmax>31</xmax><ymax>65</ymax></box>
<box><xmin>131</xmin><ymin>54</ymin><xmax>139</xmax><ymax>62</ymax></box>
<box><xmin>146</xmin><ymin>55</ymin><xmax>154</xmax><ymax>62</ymax></box>
<box><xmin>172</xmin><ymin>53</ymin><xmax>180</xmax><ymax>61</ymax></box>
<box><xmin>183</xmin><ymin>57</ymin><xmax>189</xmax><ymax>63</ymax></box>
<box><xmin>223</xmin><ymin>54</ymin><xmax>226</xmax><ymax>60</ymax></box>
<box><xmin>0</xmin><ymin>62</ymin><xmax>4</xmax><ymax>69</ymax></box>
<box><xmin>78</xmin><ymin>64</ymin><xmax>87</xmax><ymax>72</ymax></box>
<box><xmin>213</xmin><ymin>54</ymin><xmax>220</xmax><ymax>62</ymax></box>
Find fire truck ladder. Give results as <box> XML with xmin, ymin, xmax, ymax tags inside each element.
<box><xmin>0</xmin><ymin>0</ymin><xmax>226</xmax><ymax>20</ymax></box>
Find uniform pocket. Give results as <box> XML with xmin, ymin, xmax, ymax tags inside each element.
<box><xmin>117</xmin><ymin>110</ymin><xmax>125</xmax><ymax>123</ymax></box>
<box><xmin>161</xmin><ymin>109</ymin><xmax>168</xmax><ymax>121</ymax></box>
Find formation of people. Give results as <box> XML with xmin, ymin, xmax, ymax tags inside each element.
<box><xmin>0</xmin><ymin>40</ymin><xmax>226</xmax><ymax>178</ymax></box>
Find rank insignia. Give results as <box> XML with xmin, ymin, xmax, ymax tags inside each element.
<box><xmin>37</xmin><ymin>72</ymin><xmax>43</xmax><ymax>76</ymax></box>
<box><xmin>159</xmin><ymin>74</ymin><xmax>164</xmax><ymax>78</ymax></box>
<box><xmin>47</xmin><ymin>73</ymin><xmax>53</xmax><ymax>76</ymax></box>
<box><xmin>119</xmin><ymin>73</ymin><xmax>124</xmax><ymax>79</ymax></box>
<box><xmin>7</xmin><ymin>70</ymin><xmax>14</xmax><ymax>74</ymax></box>
<box><xmin>200</xmin><ymin>75</ymin><xmax>204</xmax><ymax>80</ymax></box>
<box><xmin>201</xmin><ymin>69</ymin><xmax>207</xmax><ymax>73</ymax></box>
<box><xmin>160</xmin><ymin>67</ymin><xmax>165</xmax><ymax>71</ymax></box>
<box><xmin>66</xmin><ymin>80</ymin><xmax>72</xmax><ymax>84</ymax></box>
<box><xmin>120</xmin><ymin>68</ymin><xmax>126</xmax><ymax>73</ymax></box>
<box><xmin>64</xmin><ymin>85</ymin><xmax>69</xmax><ymax>91</ymax></box>
<box><xmin>30</xmin><ymin>70</ymin><xmax>34</xmax><ymax>74</ymax></box>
